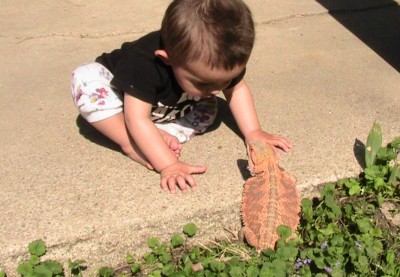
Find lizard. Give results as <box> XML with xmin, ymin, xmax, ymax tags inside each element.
<box><xmin>240</xmin><ymin>139</ymin><xmax>301</xmax><ymax>251</ymax></box>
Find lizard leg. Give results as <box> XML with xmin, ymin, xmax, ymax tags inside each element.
<box><xmin>240</xmin><ymin>226</ymin><xmax>259</xmax><ymax>249</ymax></box>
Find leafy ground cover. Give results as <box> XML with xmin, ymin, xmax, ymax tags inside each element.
<box><xmin>1</xmin><ymin>123</ymin><xmax>399</xmax><ymax>277</ymax></box>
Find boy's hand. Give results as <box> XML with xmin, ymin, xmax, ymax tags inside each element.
<box><xmin>245</xmin><ymin>130</ymin><xmax>292</xmax><ymax>153</ymax></box>
<box><xmin>160</xmin><ymin>161</ymin><xmax>207</xmax><ymax>193</ymax></box>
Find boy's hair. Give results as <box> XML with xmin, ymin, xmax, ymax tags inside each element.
<box><xmin>161</xmin><ymin>0</ymin><xmax>255</xmax><ymax>70</ymax></box>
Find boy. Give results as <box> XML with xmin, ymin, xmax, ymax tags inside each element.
<box><xmin>70</xmin><ymin>0</ymin><xmax>292</xmax><ymax>193</ymax></box>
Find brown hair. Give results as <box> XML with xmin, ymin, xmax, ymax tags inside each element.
<box><xmin>160</xmin><ymin>0</ymin><xmax>255</xmax><ymax>70</ymax></box>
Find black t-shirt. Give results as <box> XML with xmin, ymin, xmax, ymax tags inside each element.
<box><xmin>96</xmin><ymin>31</ymin><xmax>245</xmax><ymax>122</ymax></box>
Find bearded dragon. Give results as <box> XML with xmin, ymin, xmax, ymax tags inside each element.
<box><xmin>240</xmin><ymin>140</ymin><xmax>300</xmax><ymax>251</ymax></box>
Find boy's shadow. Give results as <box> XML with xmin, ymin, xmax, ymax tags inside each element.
<box><xmin>76</xmin><ymin>115</ymin><xmax>121</xmax><ymax>153</ymax></box>
<box><xmin>76</xmin><ymin>96</ymin><xmax>244</xmax><ymax>154</ymax></box>
<box><xmin>215</xmin><ymin>97</ymin><xmax>250</xmax><ymax>180</ymax></box>
<box><xmin>209</xmin><ymin>97</ymin><xmax>243</xmax><ymax>138</ymax></box>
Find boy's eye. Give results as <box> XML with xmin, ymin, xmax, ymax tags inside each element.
<box><xmin>195</xmin><ymin>80</ymin><xmax>231</xmax><ymax>91</ymax></box>
<box><xmin>195</xmin><ymin>82</ymin><xmax>210</xmax><ymax>88</ymax></box>
<box><xmin>194</xmin><ymin>83</ymin><xmax>214</xmax><ymax>92</ymax></box>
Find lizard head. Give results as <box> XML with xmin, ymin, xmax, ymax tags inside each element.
<box><xmin>246</xmin><ymin>140</ymin><xmax>278</xmax><ymax>176</ymax></box>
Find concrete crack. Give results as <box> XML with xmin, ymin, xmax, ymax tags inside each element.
<box><xmin>4</xmin><ymin>30</ymin><xmax>150</xmax><ymax>44</ymax></box>
<box><xmin>2</xmin><ymin>2</ymin><xmax>397</xmax><ymax>43</ymax></box>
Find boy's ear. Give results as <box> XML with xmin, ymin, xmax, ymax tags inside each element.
<box><xmin>155</xmin><ymin>50</ymin><xmax>171</xmax><ymax>65</ymax></box>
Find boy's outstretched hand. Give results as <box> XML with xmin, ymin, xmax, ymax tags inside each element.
<box><xmin>245</xmin><ymin>130</ymin><xmax>292</xmax><ymax>153</ymax></box>
<box><xmin>160</xmin><ymin>161</ymin><xmax>207</xmax><ymax>193</ymax></box>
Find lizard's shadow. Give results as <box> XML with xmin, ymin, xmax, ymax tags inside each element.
<box><xmin>237</xmin><ymin>159</ymin><xmax>251</xmax><ymax>180</ymax></box>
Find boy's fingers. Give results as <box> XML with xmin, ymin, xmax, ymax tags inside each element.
<box><xmin>160</xmin><ymin>178</ymin><xmax>169</xmax><ymax>191</ymax></box>
<box><xmin>159</xmin><ymin>163</ymin><xmax>206</xmax><ymax>192</ymax></box>
<box><xmin>176</xmin><ymin>176</ymin><xmax>188</xmax><ymax>192</ymax></box>
<box><xmin>188</xmin><ymin>165</ymin><xmax>207</xmax><ymax>174</ymax></box>
<box><xmin>161</xmin><ymin>175</ymin><xmax>195</xmax><ymax>193</ymax></box>
<box><xmin>278</xmin><ymin>143</ymin><xmax>290</xmax><ymax>153</ymax></box>
<box><xmin>273</xmin><ymin>138</ymin><xmax>292</xmax><ymax>153</ymax></box>
<box><xmin>184</xmin><ymin>174</ymin><xmax>196</xmax><ymax>189</ymax></box>
<box><xmin>167</xmin><ymin>177</ymin><xmax>178</xmax><ymax>193</ymax></box>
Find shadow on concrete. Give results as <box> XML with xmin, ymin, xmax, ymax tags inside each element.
<box><xmin>215</xmin><ymin>97</ymin><xmax>242</xmax><ymax>139</ymax></box>
<box><xmin>75</xmin><ymin>97</ymin><xmax>243</xmax><ymax>153</ymax></box>
<box><xmin>316</xmin><ymin>0</ymin><xmax>400</xmax><ymax>72</ymax></box>
<box><xmin>76</xmin><ymin>115</ymin><xmax>122</xmax><ymax>153</ymax></box>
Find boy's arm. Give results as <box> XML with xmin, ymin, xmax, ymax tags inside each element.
<box><xmin>124</xmin><ymin>93</ymin><xmax>206</xmax><ymax>192</ymax></box>
<box><xmin>223</xmin><ymin>80</ymin><xmax>292</xmax><ymax>152</ymax></box>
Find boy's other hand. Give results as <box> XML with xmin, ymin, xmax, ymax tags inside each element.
<box><xmin>160</xmin><ymin>161</ymin><xmax>207</xmax><ymax>193</ymax></box>
<box><xmin>245</xmin><ymin>130</ymin><xmax>292</xmax><ymax>153</ymax></box>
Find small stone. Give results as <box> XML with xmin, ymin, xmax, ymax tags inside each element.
<box><xmin>192</xmin><ymin>263</ymin><xmax>204</xmax><ymax>272</ymax></box>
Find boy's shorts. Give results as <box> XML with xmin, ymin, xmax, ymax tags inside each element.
<box><xmin>70</xmin><ymin>62</ymin><xmax>123</xmax><ymax>123</ymax></box>
<box><xmin>70</xmin><ymin>62</ymin><xmax>217</xmax><ymax>143</ymax></box>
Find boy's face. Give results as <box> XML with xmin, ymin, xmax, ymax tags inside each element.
<box><xmin>171</xmin><ymin>60</ymin><xmax>245</xmax><ymax>98</ymax></box>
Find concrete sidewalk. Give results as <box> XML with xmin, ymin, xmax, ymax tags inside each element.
<box><xmin>1</xmin><ymin>0</ymin><xmax>399</xmax><ymax>275</ymax></box>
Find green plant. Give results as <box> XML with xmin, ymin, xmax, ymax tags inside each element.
<box><xmin>17</xmin><ymin>240</ymin><xmax>64</xmax><ymax>277</ymax></box>
<box><xmin>68</xmin><ymin>260</ymin><xmax>87</xmax><ymax>277</ymax></box>
<box><xmin>365</xmin><ymin>121</ymin><xmax>383</xmax><ymax>168</ymax></box>
<box><xmin>183</xmin><ymin>223</ymin><xmax>198</xmax><ymax>238</ymax></box>
<box><xmin>98</xmin><ymin>267</ymin><xmax>115</xmax><ymax>277</ymax></box>
<box><xmin>13</xmin><ymin>240</ymin><xmax>88</xmax><ymax>277</ymax></box>
<box><xmin>299</xmin><ymin>183</ymin><xmax>399</xmax><ymax>276</ymax></box>
<box><xmin>346</xmin><ymin>122</ymin><xmax>400</xmax><ymax>204</ymax></box>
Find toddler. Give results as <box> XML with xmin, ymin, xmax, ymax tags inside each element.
<box><xmin>70</xmin><ymin>0</ymin><xmax>292</xmax><ymax>193</ymax></box>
